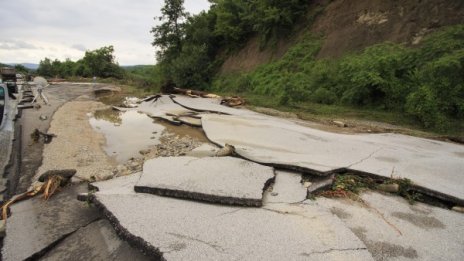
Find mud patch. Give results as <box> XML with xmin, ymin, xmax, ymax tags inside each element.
<box><xmin>392</xmin><ymin>212</ymin><xmax>445</xmax><ymax>229</ymax></box>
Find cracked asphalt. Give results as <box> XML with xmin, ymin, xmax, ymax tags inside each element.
<box><xmin>1</xmin><ymin>85</ymin><xmax>463</xmax><ymax>260</ymax></box>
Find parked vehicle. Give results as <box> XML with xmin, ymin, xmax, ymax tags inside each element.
<box><xmin>0</xmin><ymin>83</ymin><xmax>8</xmax><ymax>130</ymax></box>
<box><xmin>1</xmin><ymin>67</ymin><xmax>18</xmax><ymax>96</ymax></box>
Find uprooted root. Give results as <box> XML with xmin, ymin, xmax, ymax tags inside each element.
<box><xmin>1</xmin><ymin>175</ymin><xmax>65</xmax><ymax>221</ymax></box>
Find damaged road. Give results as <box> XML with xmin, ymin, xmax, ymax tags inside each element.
<box><xmin>1</xmin><ymin>84</ymin><xmax>464</xmax><ymax>260</ymax></box>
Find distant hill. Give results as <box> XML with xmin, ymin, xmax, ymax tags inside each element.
<box><xmin>5</xmin><ymin>63</ymin><xmax>39</xmax><ymax>70</ymax></box>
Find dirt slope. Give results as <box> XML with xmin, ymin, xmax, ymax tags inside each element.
<box><xmin>220</xmin><ymin>0</ymin><xmax>464</xmax><ymax>74</ymax></box>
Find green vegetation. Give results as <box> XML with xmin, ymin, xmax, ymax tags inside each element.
<box><xmin>37</xmin><ymin>46</ymin><xmax>124</xmax><ymax>79</ymax></box>
<box><xmin>151</xmin><ymin>0</ymin><xmax>311</xmax><ymax>89</ymax></box>
<box><xmin>150</xmin><ymin>0</ymin><xmax>463</xmax><ymax>132</ymax></box>
<box><xmin>212</xmin><ymin>26</ymin><xmax>464</xmax><ymax>132</ymax></box>
<box><xmin>318</xmin><ymin>174</ymin><xmax>420</xmax><ymax>204</ymax></box>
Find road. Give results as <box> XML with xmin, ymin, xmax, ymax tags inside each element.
<box><xmin>1</xmin><ymin>83</ymin><xmax>463</xmax><ymax>261</ymax></box>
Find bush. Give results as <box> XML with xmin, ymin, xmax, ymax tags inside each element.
<box><xmin>312</xmin><ymin>88</ymin><xmax>337</xmax><ymax>105</ymax></box>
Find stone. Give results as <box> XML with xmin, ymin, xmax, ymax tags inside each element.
<box><xmin>135</xmin><ymin>157</ymin><xmax>275</xmax><ymax>206</ymax></box>
<box><xmin>333</xmin><ymin>120</ymin><xmax>347</xmax><ymax>127</ymax></box>
<box><xmin>185</xmin><ymin>143</ymin><xmax>219</xmax><ymax>157</ymax></box>
<box><xmin>90</xmin><ymin>175</ymin><xmax>373</xmax><ymax>260</ymax></box>
<box><xmin>263</xmin><ymin>170</ymin><xmax>307</xmax><ymax>204</ymax></box>
<box><xmin>451</xmin><ymin>206</ymin><xmax>464</xmax><ymax>213</ymax></box>
<box><xmin>318</xmin><ymin>191</ymin><xmax>464</xmax><ymax>261</ymax></box>
<box><xmin>201</xmin><ymin>114</ymin><xmax>464</xmax><ymax>204</ymax></box>
<box><xmin>2</xmin><ymin>184</ymin><xmax>100</xmax><ymax>261</ymax></box>
<box><xmin>377</xmin><ymin>183</ymin><xmax>400</xmax><ymax>193</ymax></box>
<box><xmin>215</xmin><ymin>144</ymin><xmax>235</xmax><ymax>157</ymax></box>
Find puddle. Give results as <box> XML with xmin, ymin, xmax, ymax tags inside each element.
<box><xmin>157</xmin><ymin>120</ymin><xmax>210</xmax><ymax>143</ymax></box>
<box><xmin>89</xmin><ymin>109</ymin><xmax>165</xmax><ymax>163</ymax></box>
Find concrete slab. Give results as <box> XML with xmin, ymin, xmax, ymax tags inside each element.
<box><xmin>171</xmin><ymin>95</ymin><xmax>257</xmax><ymax>116</ymax></box>
<box><xmin>318</xmin><ymin>192</ymin><xmax>464</xmax><ymax>261</ymax></box>
<box><xmin>90</xmin><ymin>172</ymin><xmax>141</xmax><ymax>195</ymax></box>
<box><xmin>201</xmin><ymin>114</ymin><xmax>464</xmax><ymax>203</ymax></box>
<box><xmin>41</xmin><ymin>219</ymin><xmax>149</xmax><ymax>261</ymax></box>
<box><xmin>91</xmin><ymin>177</ymin><xmax>373</xmax><ymax>260</ymax></box>
<box><xmin>135</xmin><ymin>156</ymin><xmax>275</xmax><ymax>206</ymax></box>
<box><xmin>263</xmin><ymin>170</ymin><xmax>307</xmax><ymax>204</ymax></box>
<box><xmin>2</xmin><ymin>184</ymin><xmax>100</xmax><ymax>261</ymax></box>
<box><xmin>137</xmin><ymin>95</ymin><xmax>194</xmax><ymax>124</ymax></box>
<box><xmin>185</xmin><ymin>143</ymin><xmax>219</xmax><ymax>157</ymax></box>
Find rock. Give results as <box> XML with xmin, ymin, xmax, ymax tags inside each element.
<box><xmin>303</xmin><ymin>181</ymin><xmax>312</xmax><ymax>188</ymax></box>
<box><xmin>333</xmin><ymin>120</ymin><xmax>347</xmax><ymax>127</ymax></box>
<box><xmin>39</xmin><ymin>115</ymin><xmax>48</xmax><ymax>121</ymax></box>
<box><xmin>452</xmin><ymin>206</ymin><xmax>464</xmax><ymax>213</ymax></box>
<box><xmin>139</xmin><ymin>149</ymin><xmax>150</xmax><ymax>155</ymax></box>
<box><xmin>377</xmin><ymin>183</ymin><xmax>400</xmax><ymax>193</ymax></box>
<box><xmin>215</xmin><ymin>144</ymin><xmax>235</xmax><ymax>157</ymax></box>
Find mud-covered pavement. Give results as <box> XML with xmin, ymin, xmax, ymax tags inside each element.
<box><xmin>1</xmin><ymin>83</ymin><xmax>464</xmax><ymax>260</ymax></box>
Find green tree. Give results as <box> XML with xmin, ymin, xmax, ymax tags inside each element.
<box><xmin>151</xmin><ymin>0</ymin><xmax>188</xmax><ymax>62</ymax></box>
<box><xmin>14</xmin><ymin>64</ymin><xmax>29</xmax><ymax>74</ymax></box>
<box><xmin>37</xmin><ymin>58</ymin><xmax>53</xmax><ymax>77</ymax></box>
<box><xmin>80</xmin><ymin>46</ymin><xmax>123</xmax><ymax>78</ymax></box>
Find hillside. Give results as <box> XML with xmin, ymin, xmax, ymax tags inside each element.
<box><xmin>221</xmin><ymin>0</ymin><xmax>464</xmax><ymax>73</ymax></box>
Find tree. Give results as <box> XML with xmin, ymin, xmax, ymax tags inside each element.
<box><xmin>151</xmin><ymin>0</ymin><xmax>188</xmax><ymax>62</ymax></box>
<box><xmin>14</xmin><ymin>64</ymin><xmax>29</xmax><ymax>74</ymax></box>
<box><xmin>37</xmin><ymin>58</ymin><xmax>53</xmax><ymax>77</ymax></box>
<box><xmin>80</xmin><ymin>46</ymin><xmax>123</xmax><ymax>78</ymax></box>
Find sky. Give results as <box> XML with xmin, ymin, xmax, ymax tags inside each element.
<box><xmin>0</xmin><ymin>0</ymin><xmax>210</xmax><ymax>65</ymax></box>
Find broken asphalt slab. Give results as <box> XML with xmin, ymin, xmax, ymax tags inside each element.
<box><xmin>135</xmin><ymin>156</ymin><xmax>275</xmax><ymax>206</ymax></box>
<box><xmin>171</xmin><ymin>95</ymin><xmax>258</xmax><ymax>116</ymax></box>
<box><xmin>88</xmin><ymin>174</ymin><xmax>374</xmax><ymax>260</ymax></box>
<box><xmin>136</xmin><ymin>95</ymin><xmax>195</xmax><ymax>125</ymax></box>
<box><xmin>263</xmin><ymin>170</ymin><xmax>307</xmax><ymax>204</ymax></box>
<box><xmin>201</xmin><ymin>114</ymin><xmax>464</xmax><ymax>204</ymax></box>
<box><xmin>2</xmin><ymin>184</ymin><xmax>100</xmax><ymax>261</ymax></box>
<box><xmin>41</xmin><ymin>219</ymin><xmax>149</xmax><ymax>261</ymax></box>
<box><xmin>318</xmin><ymin>191</ymin><xmax>464</xmax><ymax>260</ymax></box>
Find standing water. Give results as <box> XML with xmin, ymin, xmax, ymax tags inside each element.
<box><xmin>89</xmin><ymin>109</ymin><xmax>165</xmax><ymax>163</ymax></box>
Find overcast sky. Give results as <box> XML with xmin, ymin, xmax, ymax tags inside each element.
<box><xmin>0</xmin><ymin>0</ymin><xmax>210</xmax><ymax>65</ymax></box>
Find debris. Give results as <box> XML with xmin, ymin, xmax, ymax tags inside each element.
<box><xmin>307</xmin><ymin>175</ymin><xmax>335</xmax><ymax>195</ymax></box>
<box><xmin>377</xmin><ymin>183</ymin><xmax>400</xmax><ymax>193</ymax></box>
<box><xmin>1</xmin><ymin>175</ymin><xmax>69</xmax><ymax>222</ymax></box>
<box><xmin>31</xmin><ymin>128</ymin><xmax>56</xmax><ymax>144</ymax></box>
<box><xmin>303</xmin><ymin>181</ymin><xmax>312</xmax><ymax>188</ymax></box>
<box><xmin>221</xmin><ymin>96</ymin><xmax>245</xmax><ymax>107</ymax></box>
<box><xmin>39</xmin><ymin>115</ymin><xmax>48</xmax><ymax>121</ymax></box>
<box><xmin>139</xmin><ymin>149</ymin><xmax>150</xmax><ymax>155</ymax></box>
<box><xmin>333</xmin><ymin>120</ymin><xmax>347</xmax><ymax>127</ymax></box>
<box><xmin>452</xmin><ymin>206</ymin><xmax>464</xmax><ymax>213</ymax></box>
<box><xmin>215</xmin><ymin>143</ymin><xmax>235</xmax><ymax>157</ymax></box>
<box><xmin>173</xmin><ymin>87</ymin><xmax>221</xmax><ymax>98</ymax></box>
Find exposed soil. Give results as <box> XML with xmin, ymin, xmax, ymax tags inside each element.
<box><xmin>219</xmin><ymin>0</ymin><xmax>464</xmax><ymax>73</ymax></box>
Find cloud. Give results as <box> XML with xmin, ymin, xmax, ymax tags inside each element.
<box><xmin>0</xmin><ymin>0</ymin><xmax>210</xmax><ymax>65</ymax></box>
<box><xmin>71</xmin><ymin>44</ymin><xmax>87</xmax><ymax>52</ymax></box>
<box><xmin>0</xmin><ymin>40</ymin><xmax>38</xmax><ymax>50</ymax></box>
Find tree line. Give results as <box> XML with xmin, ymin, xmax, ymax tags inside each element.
<box><xmin>37</xmin><ymin>46</ymin><xmax>123</xmax><ymax>79</ymax></box>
